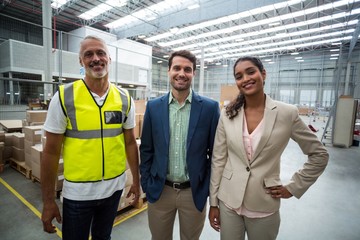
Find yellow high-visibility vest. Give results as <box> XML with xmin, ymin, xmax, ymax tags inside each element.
<box><xmin>59</xmin><ymin>80</ymin><xmax>130</xmax><ymax>182</ymax></box>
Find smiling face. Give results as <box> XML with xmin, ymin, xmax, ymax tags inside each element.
<box><xmin>168</xmin><ymin>56</ymin><xmax>195</xmax><ymax>94</ymax></box>
<box><xmin>234</xmin><ymin>59</ymin><xmax>266</xmax><ymax>97</ymax></box>
<box><xmin>79</xmin><ymin>37</ymin><xmax>111</xmax><ymax>80</ymax></box>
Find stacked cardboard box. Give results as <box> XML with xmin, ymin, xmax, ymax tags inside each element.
<box><xmin>30</xmin><ymin>143</ymin><xmax>64</xmax><ymax>194</ymax></box>
<box><xmin>117</xmin><ymin>140</ymin><xmax>145</xmax><ymax>211</ymax></box>
<box><xmin>2</xmin><ymin>132</ymin><xmax>14</xmax><ymax>162</ymax></box>
<box><xmin>23</xmin><ymin>125</ymin><xmax>43</xmax><ymax>170</ymax></box>
<box><xmin>133</xmin><ymin>100</ymin><xmax>146</xmax><ymax>139</ymax></box>
<box><xmin>134</xmin><ymin>114</ymin><xmax>144</xmax><ymax>139</ymax></box>
<box><xmin>23</xmin><ymin>110</ymin><xmax>47</xmax><ymax>127</ymax></box>
<box><xmin>11</xmin><ymin>133</ymin><xmax>25</xmax><ymax>163</ymax></box>
<box><xmin>220</xmin><ymin>84</ymin><xmax>239</xmax><ymax>109</ymax></box>
<box><xmin>134</xmin><ymin>100</ymin><xmax>146</xmax><ymax>114</ymax></box>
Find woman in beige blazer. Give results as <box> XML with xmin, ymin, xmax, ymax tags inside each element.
<box><xmin>208</xmin><ymin>56</ymin><xmax>329</xmax><ymax>240</ymax></box>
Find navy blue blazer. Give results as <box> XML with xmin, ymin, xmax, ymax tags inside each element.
<box><xmin>139</xmin><ymin>91</ymin><xmax>220</xmax><ymax>212</ymax></box>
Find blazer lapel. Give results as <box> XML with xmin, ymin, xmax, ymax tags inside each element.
<box><xmin>160</xmin><ymin>93</ymin><xmax>170</xmax><ymax>146</ymax></box>
<box><xmin>236</xmin><ymin>110</ymin><xmax>250</xmax><ymax>165</ymax></box>
<box><xmin>250</xmin><ymin>96</ymin><xmax>277</xmax><ymax>164</ymax></box>
<box><xmin>187</xmin><ymin>91</ymin><xmax>201</xmax><ymax>149</ymax></box>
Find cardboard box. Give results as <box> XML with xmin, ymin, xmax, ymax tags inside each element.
<box><xmin>12</xmin><ymin>133</ymin><xmax>25</xmax><ymax>149</ymax></box>
<box><xmin>117</xmin><ymin>185</ymin><xmax>132</xmax><ymax>211</ymax></box>
<box><xmin>23</xmin><ymin>126</ymin><xmax>43</xmax><ymax>143</ymax></box>
<box><xmin>55</xmin><ymin>175</ymin><xmax>64</xmax><ymax>191</ymax></box>
<box><xmin>31</xmin><ymin>157</ymin><xmax>41</xmax><ymax>180</ymax></box>
<box><xmin>139</xmin><ymin>114</ymin><xmax>144</xmax><ymax>137</ymax></box>
<box><xmin>125</xmin><ymin>169</ymin><xmax>133</xmax><ymax>187</ymax></box>
<box><xmin>11</xmin><ymin>146</ymin><xmax>25</xmax><ymax>162</ymax></box>
<box><xmin>31</xmin><ymin>145</ymin><xmax>64</xmax><ymax>182</ymax></box>
<box><xmin>0</xmin><ymin>131</ymin><xmax>5</xmax><ymax>142</ymax></box>
<box><xmin>0</xmin><ymin>142</ymin><xmax>4</xmax><ymax>164</ymax></box>
<box><xmin>0</xmin><ymin>120</ymin><xmax>22</xmax><ymax>133</ymax></box>
<box><xmin>3</xmin><ymin>146</ymin><xmax>12</xmax><ymax>160</ymax></box>
<box><xmin>134</xmin><ymin>114</ymin><xmax>142</xmax><ymax>138</ymax></box>
<box><xmin>220</xmin><ymin>84</ymin><xmax>239</xmax><ymax>107</ymax></box>
<box><xmin>31</xmin><ymin>144</ymin><xmax>43</xmax><ymax>162</ymax></box>
<box><xmin>42</xmin><ymin>136</ymin><xmax>47</xmax><ymax>149</ymax></box>
<box><xmin>134</xmin><ymin>100</ymin><xmax>146</xmax><ymax>114</ymax></box>
<box><xmin>58</xmin><ymin>158</ymin><xmax>64</xmax><ymax>174</ymax></box>
<box><xmin>25</xmin><ymin>152</ymin><xmax>32</xmax><ymax>168</ymax></box>
<box><xmin>25</xmin><ymin>139</ymin><xmax>35</xmax><ymax>155</ymax></box>
<box><xmin>4</xmin><ymin>133</ymin><xmax>14</xmax><ymax>146</ymax></box>
<box><xmin>26</xmin><ymin>110</ymin><xmax>47</xmax><ymax>123</ymax></box>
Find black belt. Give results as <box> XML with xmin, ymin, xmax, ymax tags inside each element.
<box><xmin>165</xmin><ymin>180</ymin><xmax>191</xmax><ymax>190</ymax></box>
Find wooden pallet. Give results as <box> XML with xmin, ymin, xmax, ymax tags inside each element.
<box><xmin>134</xmin><ymin>197</ymin><xmax>144</xmax><ymax>209</ymax></box>
<box><xmin>9</xmin><ymin>158</ymin><xmax>31</xmax><ymax>179</ymax></box>
<box><xmin>114</xmin><ymin>201</ymin><xmax>147</xmax><ymax>226</ymax></box>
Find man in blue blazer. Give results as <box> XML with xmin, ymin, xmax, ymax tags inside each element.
<box><xmin>140</xmin><ymin>50</ymin><xmax>220</xmax><ymax>240</ymax></box>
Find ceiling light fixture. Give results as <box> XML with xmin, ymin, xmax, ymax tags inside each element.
<box><xmin>171</xmin><ymin>20</ymin><xmax>357</xmax><ymax>52</ymax></box>
<box><xmin>51</xmin><ymin>0</ymin><xmax>70</xmax><ymax>9</ymax></box>
<box><xmin>79</xmin><ymin>0</ymin><xmax>127</xmax><ymax>20</ymax></box>
<box><xmin>188</xmin><ymin>4</ymin><xmax>200</xmax><ymax>10</ymax></box>
<box><xmin>199</xmin><ymin>36</ymin><xmax>352</xmax><ymax>61</ymax></box>
<box><xmin>269</xmin><ymin>22</ymin><xmax>281</xmax><ymax>26</ymax></box>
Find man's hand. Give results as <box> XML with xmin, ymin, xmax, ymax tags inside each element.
<box><xmin>127</xmin><ymin>183</ymin><xmax>141</xmax><ymax>206</ymax></box>
<box><xmin>41</xmin><ymin>201</ymin><xmax>62</xmax><ymax>233</ymax></box>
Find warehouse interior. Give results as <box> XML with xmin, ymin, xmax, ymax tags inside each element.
<box><xmin>0</xmin><ymin>0</ymin><xmax>360</xmax><ymax>239</ymax></box>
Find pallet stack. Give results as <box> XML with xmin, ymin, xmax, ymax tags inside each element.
<box><xmin>9</xmin><ymin>132</ymin><xmax>30</xmax><ymax>178</ymax></box>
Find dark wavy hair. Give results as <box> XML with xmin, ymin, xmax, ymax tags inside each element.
<box><xmin>225</xmin><ymin>56</ymin><xmax>264</xmax><ymax>119</ymax></box>
<box><xmin>168</xmin><ymin>50</ymin><xmax>197</xmax><ymax>71</ymax></box>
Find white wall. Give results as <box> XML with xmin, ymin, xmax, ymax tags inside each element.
<box><xmin>67</xmin><ymin>26</ymin><xmax>117</xmax><ymax>53</ymax></box>
<box><xmin>110</xmin><ymin>39</ymin><xmax>152</xmax><ymax>69</ymax></box>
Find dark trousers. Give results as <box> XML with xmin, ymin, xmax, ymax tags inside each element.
<box><xmin>62</xmin><ymin>190</ymin><xmax>122</xmax><ymax>240</ymax></box>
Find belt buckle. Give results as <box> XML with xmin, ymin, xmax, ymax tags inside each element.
<box><xmin>172</xmin><ymin>182</ymin><xmax>181</xmax><ymax>190</ymax></box>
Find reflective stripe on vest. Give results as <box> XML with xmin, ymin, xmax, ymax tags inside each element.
<box><xmin>59</xmin><ymin>80</ymin><xmax>129</xmax><ymax>182</ymax></box>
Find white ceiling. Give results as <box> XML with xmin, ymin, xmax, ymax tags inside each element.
<box><xmin>2</xmin><ymin>0</ymin><xmax>360</xmax><ymax>62</ymax></box>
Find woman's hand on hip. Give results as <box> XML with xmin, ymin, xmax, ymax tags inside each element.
<box><xmin>266</xmin><ymin>185</ymin><xmax>293</xmax><ymax>199</ymax></box>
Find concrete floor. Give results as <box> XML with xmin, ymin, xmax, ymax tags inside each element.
<box><xmin>0</xmin><ymin>116</ymin><xmax>359</xmax><ymax>240</ymax></box>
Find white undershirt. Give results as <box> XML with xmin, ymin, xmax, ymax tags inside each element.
<box><xmin>44</xmin><ymin>87</ymin><xmax>136</xmax><ymax>200</ymax></box>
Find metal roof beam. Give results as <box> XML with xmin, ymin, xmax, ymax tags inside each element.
<box><xmin>347</xmin><ymin>17</ymin><xmax>360</xmax><ymax>61</ymax></box>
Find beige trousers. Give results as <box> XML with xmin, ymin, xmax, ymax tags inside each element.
<box><xmin>219</xmin><ymin>201</ymin><xmax>280</xmax><ymax>240</ymax></box>
<box><xmin>147</xmin><ymin>185</ymin><xmax>206</xmax><ymax>240</ymax></box>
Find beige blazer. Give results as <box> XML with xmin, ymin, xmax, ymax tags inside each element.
<box><xmin>209</xmin><ymin>95</ymin><xmax>328</xmax><ymax>213</ymax></box>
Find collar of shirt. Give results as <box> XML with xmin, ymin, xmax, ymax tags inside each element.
<box><xmin>90</xmin><ymin>82</ymin><xmax>110</xmax><ymax>106</ymax></box>
<box><xmin>169</xmin><ymin>90</ymin><xmax>193</xmax><ymax>105</ymax></box>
